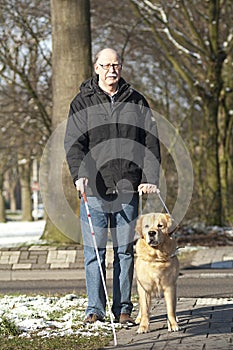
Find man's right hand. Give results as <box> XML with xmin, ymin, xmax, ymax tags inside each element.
<box><xmin>75</xmin><ymin>178</ymin><xmax>88</xmax><ymax>194</ymax></box>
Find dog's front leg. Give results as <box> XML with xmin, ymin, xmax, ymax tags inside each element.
<box><xmin>136</xmin><ymin>282</ymin><xmax>151</xmax><ymax>333</ymax></box>
<box><xmin>135</xmin><ymin>280</ymin><xmax>142</xmax><ymax>325</ymax></box>
<box><xmin>164</xmin><ymin>285</ymin><xmax>179</xmax><ymax>331</ymax></box>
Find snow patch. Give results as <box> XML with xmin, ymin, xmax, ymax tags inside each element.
<box><xmin>0</xmin><ymin>294</ymin><xmax>121</xmax><ymax>338</ymax></box>
<box><xmin>0</xmin><ymin>221</ymin><xmax>46</xmax><ymax>247</ymax></box>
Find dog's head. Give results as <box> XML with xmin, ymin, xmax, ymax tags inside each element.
<box><xmin>135</xmin><ymin>213</ymin><xmax>172</xmax><ymax>247</ymax></box>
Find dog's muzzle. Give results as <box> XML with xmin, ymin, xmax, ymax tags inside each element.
<box><xmin>148</xmin><ymin>230</ymin><xmax>160</xmax><ymax>246</ymax></box>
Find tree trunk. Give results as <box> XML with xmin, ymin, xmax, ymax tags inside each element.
<box><xmin>6</xmin><ymin>170</ymin><xmax>18</xmax><ymax>212</ymax></box>
<box><xmin>9</xmin><ymin>186</ymin><xmax>17</xmax><ymax>212</ymax></box>
<box><xmin>203</xmin><ymin>103</ymin><xmax>222</xmax><ymax>225</ymax></box>
<box><xmin>0</xmin><ymin>174</ymin><xmax>6</xmax><ymax>222</ymax></box>
<box><xmin>41</xmin><ymin>0</ymin><xmax>92</xmax><ymax>243</ymax></box>
<box><xmin>19</xmin><ymin>161</ymin><xmax>33</xmax><ymax>221</ymax></box>
<box><xmin>218</xmin><ymin>58</ymin><xmax>233</xmax><ymax>225</ymax></box>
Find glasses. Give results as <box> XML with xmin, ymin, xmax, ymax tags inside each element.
<box><xmin>98</xmin><ymin>63</ymin><xmax>122</xmax><ymax>70</ymax></box>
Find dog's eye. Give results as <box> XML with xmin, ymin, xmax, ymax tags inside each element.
<box><xmin>145</xmin><ymin>224</ymin><xmax>149</xmax><ymax>228</ymax></box>
<box><xmin>157</xmin><ymin>224</ymin><xmax>163</xmax><ymax>228</ymax></box>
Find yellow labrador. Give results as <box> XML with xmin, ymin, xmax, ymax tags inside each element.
<box><xmin>135</xmin><ymin>213</ymin><xmax>179</xmax><ymax>334</ymax></box>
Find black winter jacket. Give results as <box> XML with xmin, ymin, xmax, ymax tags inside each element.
<box><xmin>64</xmin><ymin>76</ymin><xmax>161</xmax><ymax>197</ymax></box>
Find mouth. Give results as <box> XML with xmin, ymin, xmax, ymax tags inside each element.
<box><xmin>107</xmin><ymin>75</ymin><xmax>117</xmax><ymax>79</ymax></box>
<box><xmin>149</xmin><ymin>240</ymin><xmax>159</xmax><ymax>247</ymax></box>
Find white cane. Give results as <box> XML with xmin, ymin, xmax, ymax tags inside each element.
<box><xmin>82</xmin><ymin>192</ymin><xmax>117</xmax><ymax>346</ymax></box>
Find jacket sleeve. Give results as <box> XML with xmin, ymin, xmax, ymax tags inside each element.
<box><xmin>64</xmin><ymin>100</ymin><xmax>89</xmax><ymax>184</ymax></box>
<box><xmin>140</xmin><ymin>103</ymin><xmax>161</xmax><ymax>186</ymax></box>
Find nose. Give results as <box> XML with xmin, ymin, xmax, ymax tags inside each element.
<box><xmin>109</xmin><ymin>65</ymin><xmax>115</xmax><ymax>72</ymax></box>
<box><xmin>148</xmin><ymin>230</ymin><xmax>157</xmax><ymax>237</ymax></box>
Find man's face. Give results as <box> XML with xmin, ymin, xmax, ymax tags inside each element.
<box><xmin>94</xmin><ymin>49</ymin><xmax>122</xmax><ymax>91</ymax></box>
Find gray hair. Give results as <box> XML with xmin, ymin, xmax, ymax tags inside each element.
<box><xmin>94</xmin><ymin>48</ymin><xmax>122</xmax><ymax>64</ymax></box>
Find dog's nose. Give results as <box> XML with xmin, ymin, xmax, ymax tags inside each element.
<box><xmin>148</xmin><ymin>230</ymin><xmax>157</xmax><ymax>237</ymax></box>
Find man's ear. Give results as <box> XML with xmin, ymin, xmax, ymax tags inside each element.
<box><xmin>94</xmin><ymin>63</ymin><xmax>99</xmax><ymax>75</ymax></box>
<box><xmin>135</xmin><ymin>216</ymin><xmax>143</xmax><ymax>238</ymax></box>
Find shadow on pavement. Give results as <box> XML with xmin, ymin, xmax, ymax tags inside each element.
<box><xmin>104</xmin><ymin>302</ymin><xmax>233</xmax><ymax>349</ymax></box>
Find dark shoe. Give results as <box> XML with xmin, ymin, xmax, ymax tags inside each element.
<box><xmin>119</xmin><ymin>313</ymin><xmax>136</xmax><ymax>326</ymax></box>
<box><xmin>84</xmin><ymin>313</ymin><xmax>103</xmax><ymax>324</ymax></box>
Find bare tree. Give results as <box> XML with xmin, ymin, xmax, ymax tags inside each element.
<box><xmin>128</xmin><ymin>0</ymin><xmax>233</xmax><ymax>225</ymax></box>
<box><xmin>0</xmin><ymin>0</ymin><xmax>52</xmax><ymax>219</ymax></box>
<box><xmin>41</xmin><ymin>0</ymin><xmax>92</xmax><ymax>242</ymax></box>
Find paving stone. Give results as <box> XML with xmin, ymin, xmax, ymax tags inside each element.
<box><xmin>0</xmin><ymin>251</ymin><xmax>20</xmax><ymax>264</ymax></box>
<box><xmin>37</xmin><ymin>255</ymin><xmax>47</xmax><ymax>264</ymax></box>
<box><xmin>28</xmin><ymin>246</ymin><xmax>49</xmax><ymax>251</ymax></box>
<box><xmin>0</xmin><ymin>257</ymin><xmax>10</xmax><ymax>264</ymax></box>
<box><xmin>19</xmin><ymin>251</ymin><xmax>29</xmax><ymax>260</ymax></box>
<box><xmin>28</xmin><ymin>255</ymin><xmax>39</xmax><ymax>261</ymax></box>
<box><xmin>47</xmin><ymin>250</ymin><xmax>58</xmax><ymax>262</ymax></box>
<box><xmin>18</xmin><ymin>246</ymin><xmax>29</xmax><ymax>251</ymax></box>
<box><xmin>0</xmin><ymin>264</ymin><xmax>11</xmax><ymax>270</ymax></box>
<box><xmin>69</xmin><ymin>263</ymin><xmax>82</xmax><ymax>269</ymax></box>
<box><xmin>12</xmin><ymin>263</ymin><xmax>32</xmax><ymax>269</ymax></box>
<box><xmin>47</xmin><ymin>250</ymin><xmax>77</xmax><ymax>264</ymax></box>
<box><xmin>224</xmin><ymin>256</ymin><xmax>233</xmax><ymax>261</ymax></box>
<box><xmin>196</xmin><ymin>298</ymin><xmax>233</xmax><ymax>305</ymax></box>
<box><xmin>75</xmin><ymin>252</ymin><xmax>84</xmax><ymax>263</ymax></box>
<box><xmin>50</xmin><ymin>262</ymin><xmax>70</xmax><ymax>269</ymax></box>
<box><xmin>31</xmin><ymin>263</ymin><xmax>50</xmax><ymax>269</ymax></box>
<box><xmin>64</xmin><ymin>251</ymin><xmax>76</xmax><ymax>263</ymax></box>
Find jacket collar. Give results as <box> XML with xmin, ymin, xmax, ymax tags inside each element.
<box><xmin>80</xmin><ymin>76</ymin><xmax>131</xmax><ymax>99</ymax></box>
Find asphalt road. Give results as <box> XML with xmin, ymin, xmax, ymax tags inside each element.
<box><xmin>1</xmin><ymin>270</ymin><xmax>233</xmax><ymax>298</ymax></box>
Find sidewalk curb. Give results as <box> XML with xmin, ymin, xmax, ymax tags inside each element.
<box><xmin>0</xmin><ymin>268</ymin><xmax>116</xmax><ymax>281</ymax></box>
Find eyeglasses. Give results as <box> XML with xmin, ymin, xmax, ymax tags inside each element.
<box><xmin>98</xmin><ymin>63</ymin><xmax>122</xmax><ymax>70</ymax></box>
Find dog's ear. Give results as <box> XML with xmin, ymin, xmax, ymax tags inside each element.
<box><xmin>165</xmin><ymin>214</ymin><xmax>172</xmax><ymax>228</ymax></box>
<box><xmin>135</xmin><ymin>216</ymin><xmax>143</xmax><ymax>238</ymax></box>
<box><xmin>165</xmin><ymin>214</ymin><xmax>179</xmax><ymax>236</ymax></box>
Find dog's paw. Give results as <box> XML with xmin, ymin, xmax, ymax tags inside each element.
<box><xmin>167</xmin><ymin>319</ymin><xmax>179</xmax><ymax>332</ymax></box>
<box><xmin>136</xmin><ymin>323</ymin><xmax>150</xmax><ymax>334</ymax></box>
<box><xmin>135</xmin><ymin>316</ymin><xmax>141</xmax><ymax>325</ymax></box>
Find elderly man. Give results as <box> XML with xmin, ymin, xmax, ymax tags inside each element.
<box><xmin>64</xmin><ymin>48</ymin><xmax>161</xmax><ymax>325</ymax></box>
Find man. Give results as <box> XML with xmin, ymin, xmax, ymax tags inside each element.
<box><xmin>64</xmin><ymin>48</ymin><xmax>161</xmax><ymax>324</ymax></box>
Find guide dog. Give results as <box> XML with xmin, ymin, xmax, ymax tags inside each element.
<box><xmin>135</xmin><ymin>213</ymin><xmax>179</xmax><ymax>333</ymax></box>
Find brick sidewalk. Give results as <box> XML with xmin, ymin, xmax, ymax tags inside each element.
<box><xmin>0</xmin><ymin>244</ymin><xmax>116</xmax><ymax>280</ymax></box>
<box><xmin>0</xmin><ymin>245</ymin><xmax>233</xmax><ymax>271</ymax></box>
<box><xmin>0</xmin><ymin>245</ymin><xmax>233</xmax><ymax>280</ymax></box>
<box><xmin>0</xmin><ymin>245</ymin><xmax>84</xmax><ymax>271</ymax></box>
<box><xmin>104</xmin><ymin>297</ymin><xmax>233</xmax><ymax>350</ymax></box>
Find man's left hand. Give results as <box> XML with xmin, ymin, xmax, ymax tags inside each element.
<box><xmin>138</xmin><ymin>183</ymin><xmax>158</xmax><ymax>194</ymax></box>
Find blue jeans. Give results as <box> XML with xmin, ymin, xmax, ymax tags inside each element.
<box><xmin>80</xmin><ymin>193</ymin><xmax>139</xmax><ymax>319</ymax></box>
